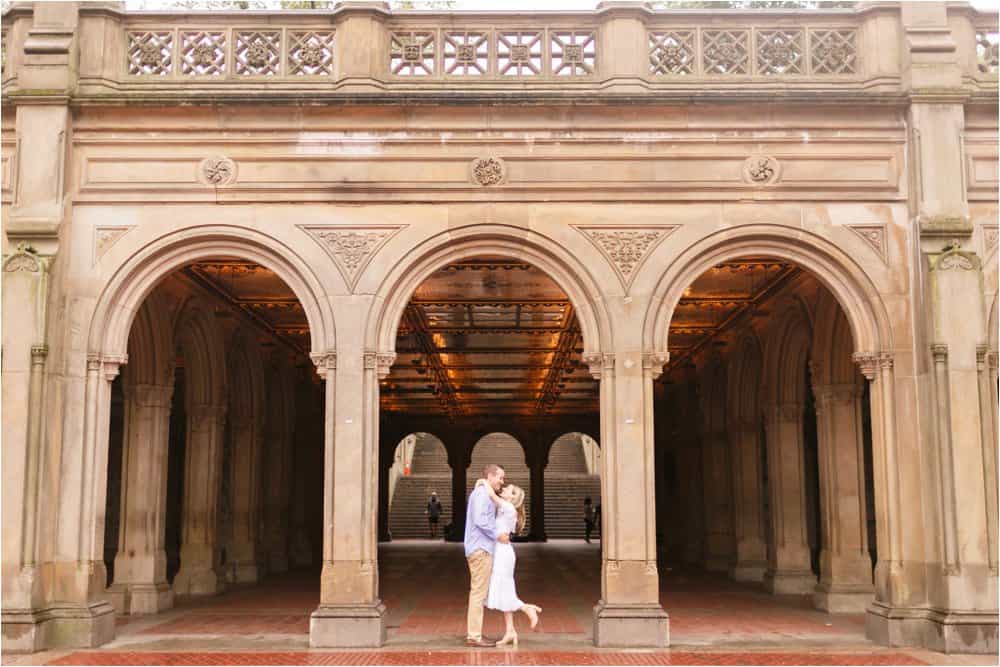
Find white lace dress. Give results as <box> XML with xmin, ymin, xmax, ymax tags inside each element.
<box><xmin>486</xmin><ymin>500</ymin><xmax>524</xmax><ymax>612</ymax></box>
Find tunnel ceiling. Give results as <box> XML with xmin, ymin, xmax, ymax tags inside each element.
<box><xmin>179</xmin><ymin>256</ymin><xmax>799</xmax><ymax>416</ymax></box>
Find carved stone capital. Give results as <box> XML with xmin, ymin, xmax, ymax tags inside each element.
<box><xmin>931</xmin><ymin>343</ymin><xmax>949</xmax><ymax>363</ymax></box>
<box><xmin>812</xmin><ymin>382</ymin><xmax>863</xmax><ymax>404</ymax></box>
<box><xmin>641</xmin><ymin>352</ymin><xmax>670</xmax><ymax>379</ymax></box>
<box><xmin>930</xmin><ymin>243</ymin><xmax>979</xmax><ymax>272</ymax></box>
<box><xmin>88</xmin><ymin>353</ymin><xmax>127</xmax><ymax>382</ymax></box>
<box><xmin>310</xmin><ymin>351</ymin><xmax>337</xmax><ymax>379</ymax></box>
<box><xmin>364</xmin><ymin>351</ymin><xmax>396</xmax><ymax>379</ymax></box>
<box><xmin>583</xmin><ymin>352</ymin><xmax>614</xmax><ymax>380</ymax></box>
<box><xmin>189</xmin><ymin>403</ymin><xmax>227</xmax><ymax>430</ymax></box>
<box><xmin>852</xmin><ymin>351</ymin><xmax>891</xmax><ymax>380</ymax></box>
<box><xmin>129</xmin><ymin>383</ymin><xmax>175</xmax><ymax>409</ymax></box>
<box><xmin>3</xmin><ymin>243</ymin><xmax>46</xmax><ymax>274</ymax></box>
<box><xmin>30</xmin><ymin>345</ymin><xmax>48</xmax><ymax>366</ymax></box>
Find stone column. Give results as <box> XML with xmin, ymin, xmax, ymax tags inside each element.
<box><xmin>528</xmin><ymin>449</ymin><xmax>547</xmax><ymax>542</ymax></box>
<box><xmin>590</xmin><ymin>352</ymin><xmax>668</xmax><ymax>648</ymax></box>
<box><xmin>173</xmin><ymin>404</ymin><xmax>227</xmax><ymax>596</ymax></box>
<box><xmin>978</xmin><ymin>347</ymin><xmax>998</xmax><ymax>579</ymax></box>
<box><xmin>445</xmin><ymin>448</ymin><xmax>469</xmax><ymax>543</ymax></box>
<box><xmin>309</xmin><ymin>349</ymin><xmax>386</xmax><ymax>648</ymax></box>
<box><xmin>812</xmin><ymin>383</ymin><xmax>875</xmax><ymax>612</ymax></box>
<box><xmin>729</xmin><ymin>419</ymin><xmax>767</xmax><ymax>582</ymax></box>
<box><xmin>230</xmin><ymin>418</ymin><xmax>264</xmax><ymax>582</ymax></box>
<box><xmin>264</xmin><ymin>376</ymin><xmax>292</xmax><ymax>575</ymax></box>
<box><xmin>762</xmin><ymin>402</ymin><xmax>816</xmax><ymax>594</ymax></box>
<box><xmin>2</xmin><ymin>1</ymin><xmax>83</xmax><ymax>650</ymax></box>
<box><xmin>107</xmin><ymin>383</ymin><xmax>176</xmax><ymax>614</ymax></box>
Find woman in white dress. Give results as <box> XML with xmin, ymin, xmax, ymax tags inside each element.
<box><xmin>475</xmin><ymin>480</ymin><xmax>542</xmax><ymax>647</ymax></box>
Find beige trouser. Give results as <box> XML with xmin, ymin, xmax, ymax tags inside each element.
<box><xmin>466</xmin><ymin>550</ymin><xmax>493</xmax><ymax>640</ymax></box>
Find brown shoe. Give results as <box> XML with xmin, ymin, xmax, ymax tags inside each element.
<box><xmin>465</xmin><ymin>637</ymin><xmax>496</xmax><ymax>648</ymax></box>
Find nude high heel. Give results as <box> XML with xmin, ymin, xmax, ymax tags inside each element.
<box><xmin>496</xmin><ymin>631</ymin><xmax>518</xmax><ymax>647</ymax></box>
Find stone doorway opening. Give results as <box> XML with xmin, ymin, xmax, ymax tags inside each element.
<box><xmin>102</xmin><ymin>257</ymin><xmax>323</xmax><ymax>618</ymax></box>
<box><xmin>653</xmin><ymin>256</ymin><xmax>878</xmax><ymax>618</ymax></box>
<box><xmin>376</xmin><ymin>255</ymin><xmax>602</xmax><ymax>638</ymax></box>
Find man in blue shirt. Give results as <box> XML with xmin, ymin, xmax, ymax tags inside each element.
<box><xmin>464</xmin><ymin>463</ymin><xmax>509</xmax><ymax>647</ymax></box>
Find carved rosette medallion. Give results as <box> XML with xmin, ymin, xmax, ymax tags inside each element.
<box><xmin>743</xmin><ymin>156</ymin><xmax>780</xmax><ymax>185</ymax></box>
<box><xmin>470</xmin><ymin>157</ymin><xmax>506</xmax><ymax>186</ymax></box>
<box><xmin>198</xmin><ymin>156</ymin><xmax>237</xmax><ymax>186</ymax></box>
<box><xmin>299</xmin><ymin>225</ymin><xmax>405</xmax><ymax>291</ymax></box>
<box><xmin>574</xmin><ymin>225</ymin><xmax>678</xmax><ymax>291</ymax></box>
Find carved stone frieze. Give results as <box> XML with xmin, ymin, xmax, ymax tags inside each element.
<box><xmin>574</xmin><ymin>225</ymin><xmax>678</xmax><ymax>291</ymax></box>
<box><xmin>470</xmin><ymin>157</ymin><xmax>506</xmax><ymax>186</ymax></box>
<box><xmin>846</xmin><ymin>224</ymin><xmax>888</xmax><ymax>264</ymax></box>
<box><xmin>199</xmin><ymin>157</ymin><xmax>237</xmax><ymax>186</ymax></box>
<box><xmin>299</xmin><ymin>225</ymin><xmax>405</xmax><ymax>291</ymax></box>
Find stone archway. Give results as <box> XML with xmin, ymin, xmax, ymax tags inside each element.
<box><xmin>69</xmin><ymin>227</ymin><xmax>335</xmax><ymax>646</ymax></box>
<box><xmin>642</xmin><ymin>225</ymin><xmax>898</xmax><ymax>644</ymax></box>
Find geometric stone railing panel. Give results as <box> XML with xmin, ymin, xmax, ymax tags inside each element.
<box><xmin>649</xmin><ymin>25</ymin><xmax>857</xmax><ymax>77</ymax></box>
<box><xmin>127</xmin><ymin>26</ymin><xmax>335</xmax><ymax>77</ymax></box>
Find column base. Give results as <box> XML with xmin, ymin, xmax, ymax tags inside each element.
<box><xmin>107</xmin><ymin>582</ymin><xmax>174</xmax><ymax>615</ymax></box>
<box><xmin>730</xmin><ymin>563</ymin><xmax>766</xmax><ymax>582</ymax></box>
<box><xmin>2</xmin><ymin>601</ymin><xmax>117</xmax><ymax>652</ymax></box>
<box><xmin>813</xmin><ymin>583</ymin><xmax>873</xmax><ymax>613</ymax></box>
<box><xmin>764</xmin><ymin>569</ymin><xmax>817</xmax><ymax>595</ymax></box>
<box><xmin>866</xmin><ymin>602</ymin><xmax>998</xmax><ymax>654</ymax></box>
<box><xmin>173</xmin><ymin>567</ymin><xmax>223</xmax><ymax>596</ymax></box>
<box><xmin>2</xmin><ymin>609</ymin><xmax>44</xmax><ymax>653</ymax></box>
<box><xmin>593</xmin><ymin>601</ymin><xmax>669</xmax><ymax>648</ymax></box>
<box><xmin>309</xmin><ymin>602</ymin><xmax>386</xmax><ymax>648</ymax></box>
<box><xmin>233</xmin><ymin>563</ymin><xmax>261</xmax><ymax>584</ymax></box>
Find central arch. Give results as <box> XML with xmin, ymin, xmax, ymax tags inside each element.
<box><xmin>367</xmin><ymin>224</ymin><xmax>612</xmax><ymax>357</ymax></box>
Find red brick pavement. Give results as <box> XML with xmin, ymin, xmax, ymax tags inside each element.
<box><xmin>47</xmin><ymin>651</ymin><xmax>926</xmax><ymax>666</ymax></box>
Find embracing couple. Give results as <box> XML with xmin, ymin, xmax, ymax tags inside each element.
<box><xmin>464</xmin><ymin>463</ymin><xmax>543</xmax><ymax>648</ymax></box>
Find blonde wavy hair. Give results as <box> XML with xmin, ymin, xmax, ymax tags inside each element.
<box><xmin>505</xmin><ymin>484</ymin><xmax>527</xmax><ymax>535</ymax></box>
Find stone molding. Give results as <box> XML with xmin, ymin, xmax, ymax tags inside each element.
<box><xmin>93</xmin><ymin>226</ymin><xmax>135</xmax><ymax>265</ymax></box>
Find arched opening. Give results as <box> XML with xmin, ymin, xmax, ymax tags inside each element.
<box><xmin>544</xmin><ymin>433</ymin><xmax>601</xmax><ymax>541</ymax></box>
<box><xmin>101</xmin><ymin>257</ymin><xmax>324</xmax><ymax>620</ymax></box>
<box><xmin>386</xmin><ymin>433</ymin><xmax>452</xmax><ymax>540</ymax></box>
<box><xmin>653</xmin><ymin>256</ymin><xmax>879</xmax><ymax>642</ymax></box>
<box><xmin>376</xmin><ymin>253</ymin><xmax>602</xmax><ymax>640</ymax></box>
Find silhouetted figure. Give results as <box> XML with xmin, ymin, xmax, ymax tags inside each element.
<box><xmin>426</xmin><ymin>492</ymin><xmax>443</xmax><ymax>539</ymax></box>
<box><xmin>583</xmin><ymin>497</ymin><xmax>596</xmax><ymax>543</ymax></box>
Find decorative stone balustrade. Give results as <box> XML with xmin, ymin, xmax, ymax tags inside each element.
<box><xmin>0</xmin><ymin>2</ymin><xmax>996</xmax><ymax>98</ymax></box>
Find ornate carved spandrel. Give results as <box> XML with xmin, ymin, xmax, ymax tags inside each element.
<box><xmin>235</xmin><ymin>30</ymin><xmax>280</xmax><ymax>76</ymax></box>
<box><xmin>756</xmin><ymin>29</ymin><xmax>803</xmax><ymax>76</ymax></box>
<box><xmin>574</xmin><ymin>225</ymin><xmax>678</xmax><ymax>292</ymax></box>
<box><xmin>702</xmin><ymin>29</ymin><xmax>749</xmax><ymax>75</ymax></box>
<box><xmin>497</xmin><ymin>30</ymin><xmax>543</xmax><ymax>76</ymax></box>
<box><xmin>443</xmin><ymin>31</ymin><xmax>489</xmax><ymax>76</ymax></box>
<box><xmin>181</xmin><ymin>31</ymin><xmax>226</xmax><ymax>76</ymax></box>
<box><xmin>846</xmin><ymin>224</ymin><xmax>888</xmax><ymax>264</ymax></box>
<box><xmin>93</xmin><ymin>226</ymin><xmax>135</xmax><ymax>265</ymax></box>
<box><xmin>289</xmin><ymin>31</ymin><xmax>335</xmax><ymax>76</ymax></box>
<box><xmin>127</xmin><ymin>30</ymin><xmax>174</xmax><ymax>76</ymax></box>
<box><xmin>299</xmin><ymin>225</ymin><xmax>405</xmax><ymax>291</ymax></box>
<box><xmin>649</xmin><ymin>31</ymin><xmax>696</xmax><ymax>76</ymax></box>
<box><xmin>551</xmin><ymin>30</ymin><xmax>596</xmax><ymax>76</ymax></box>
<box><xmin>976</xmin><ymin>29</ymin><xmax>999</xmax><ymax>74</ymax></box>
<box><xmin>809</xmin><ymin>28</ymin><xmax>858</xmax><ymax>75</ymax></box>
<box><xmin>390</xmin><ymin>31</ymin><xmax>435</xmax><ymax>76</ymax></box>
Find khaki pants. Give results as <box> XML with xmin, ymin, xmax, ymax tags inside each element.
<box><xmin>466</xmin><ymin>550</ymin><xmax>493</xmax><ymax>640</ymax></box>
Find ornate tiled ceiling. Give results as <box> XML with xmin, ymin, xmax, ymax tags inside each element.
<box><xmin>180</xmin><ymin>256</ymin><xmax>799</xmax><ymax>415</ymax></box>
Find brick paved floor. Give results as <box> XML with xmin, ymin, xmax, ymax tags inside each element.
<box><xmin>7</xmin><ymin>541</ymin><xmax>996</xmax><ymax>666</ymax></box>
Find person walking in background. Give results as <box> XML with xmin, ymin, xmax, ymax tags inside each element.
<box><xmin>583</xmin><ymin>497</ymin><xmax>596</xmax><ymax>544</ymax></box>
<box><xmin>426</xmin><ymin>492</ymin><xmax>443</xmax><ymax>539</ymax></box>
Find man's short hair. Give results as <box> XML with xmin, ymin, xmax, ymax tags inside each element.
<box><xmin>483</xmin><ymin>463</ymin><xmax>505</xmax><ymax>478</ymax></box>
